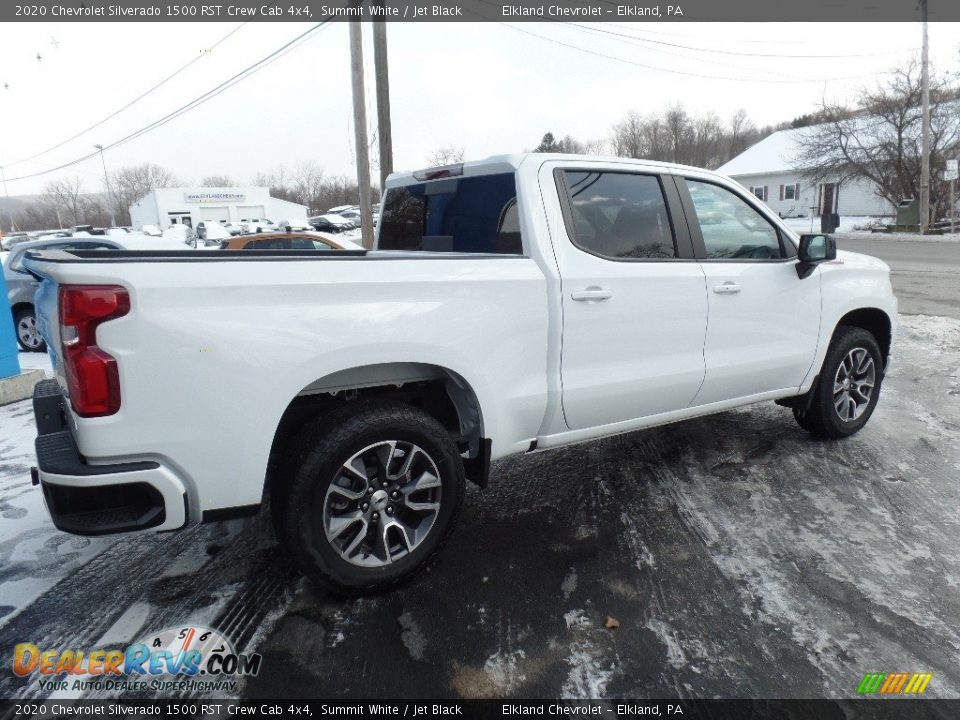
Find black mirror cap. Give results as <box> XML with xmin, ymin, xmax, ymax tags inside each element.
<box><xmin>798</xmin><ymin>233</ymin><xmax>837</xmax><ymax>263</ymax></box>
<box><xmin>796</xmin><ymin>234</ymin><xmax>837</xmax><ymax>278</ymax></box>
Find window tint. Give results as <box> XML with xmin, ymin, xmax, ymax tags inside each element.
<box><xmin>686</xmin><ymin>180</ymin><xmax>783</xmax><ymax>260</ymax></box>
<box><xmin>561</xmin><ymin>171</ymin><xmax>676</xmax><ymax>259</ymax></box>
<box><xmin>378</xmin><ymin>172</ymin><xmax>522</xmax><ymax>254</ymax></box>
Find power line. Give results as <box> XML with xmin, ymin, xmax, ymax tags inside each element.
<box><xmin>4</xmin><ymin>23</ymin><xmax>248</xmax><ymax>168</ymax></box>
<box><xmin>567</xmin><ymin>22</ymin><xmax>919</xmax><ymax>59</ymax></box>
<box><xmin>558</xmin><ymin>23</ymin><xmax>816</xmax><ymax>82</ymax></box>
<box><xmin>498</xmin><ymin>23</ymin><xmax>892</xmax><ymax>85</ymax></box>
<box><xmin>3</xmin><ymin>21</ymin><xmax>331</xmax><ymax>184</ymax></box>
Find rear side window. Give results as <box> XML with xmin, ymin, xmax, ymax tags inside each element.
<box><xmin>378</xmin><ymin>172</ymin><xmax>522</xmax><ymax>254</ymax></box>
<box><xmin>560</xmin><ymin>171</ymin><xmax>677</xmax><ymax>259</ymax></box>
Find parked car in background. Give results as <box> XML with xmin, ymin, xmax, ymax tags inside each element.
<box><xmin>1</xmin><ymin>232</ymin><xmax>31</xmax><ymax>251</ymax></box>
<box><xmin>31</xmin><ymin>230</ymin><xmax>71</xmax><ymax>241</ymax></box>
<box><xmin>276</xmin><ymin>219</ymin><xmax>314</xmax><ymax>231</ymax></box>
<box><xmin>5</xmin><ymin>237</ymin><xmax>123</xmax><ymax>351</ymax></box>
<box><xmin>240</xmin><ymin>218</ymin><xmax>278</xmax><ymax>234</ymax></box>
<box><xmin>308</xmin><ymin>214</ymin><xmax>356</xmax><ymax>233</ymax></box>
<box><xmin>196</xmin><ymin>221</ymin><xmax>231</xmax><ymax>245</ymax></box>
<box><xmin>219</xmin><ymin>231</ymin><xmax>363</xmax><ymax>251</ymax></box>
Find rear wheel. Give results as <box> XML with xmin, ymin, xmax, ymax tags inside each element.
<box><xmin>15</xmin><ymin>307</ymin><xmax>46</xmax><ymax>353</ymax></box>
<box><xmin>793</xmin><ymin>326</ymin><xmax>883</xmax><ymax>438</ymax></box>
<box><xmin>275</xmin><ymin>401</ymin><xmax>464</xmax><ymax>594</ymax></box>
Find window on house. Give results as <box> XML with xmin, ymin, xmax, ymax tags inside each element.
<box><xmin>782</xmin><ymin>184</ymin><xmax>798</xmax><ymax>200</ymax></box>
<box><xmin>750</xmin><ymin>186</ymin><xmax>768</xmax><ymax>201</ymax></box>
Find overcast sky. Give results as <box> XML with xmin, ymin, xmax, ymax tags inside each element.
<box><xmin>1</xmin><ymin>20</ymin><xmax>958</xmax><ymax>196</ymax></box>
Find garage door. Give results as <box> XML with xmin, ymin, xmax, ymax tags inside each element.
<box><xmin>237</xmin><ymin>205</ymin><xmax>266</xmax><ymax>220</ymax></box>
<box><xmin>199</xmin><ymin>206</ymin><xmax>229</xmax><ymax>223</ymax></box>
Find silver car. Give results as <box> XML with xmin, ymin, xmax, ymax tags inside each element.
<box><xmin>4</xmin><ymin>237</ymin><xmax>121</xmax><ymax>351</ymax></box>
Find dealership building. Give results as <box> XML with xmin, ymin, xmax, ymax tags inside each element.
<box><xmin>129</xmin><ymin>187</ymin><xmax>309</xmax><ymax>229</ymax></box>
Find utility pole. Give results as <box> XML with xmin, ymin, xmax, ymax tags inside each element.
<box><xmin>0</xmin><ymin>166</ymin><xmax>15</xmax><ymax>232</ymax></box>
<box><xmin>94</xmin><ymin>143</ymin><xmax>117</xmax><ymax>227</ymax></box>
<box><xmin>919</xmin><ymin>0</ymin><xmax>930</xmax><ymax>234</ymax></box>
<box><xmin>372</xmin><ymin>19</ymin><xmax>393</xmax><ymax>193</ymax></box>
<box><xmin>349</xmin><ymin>21</ymin><xmax>374</xmax><ymax>249</ymax></box>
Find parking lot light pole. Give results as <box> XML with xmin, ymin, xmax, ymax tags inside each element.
<box><xmin>94</xmin><ymin>144</ymin><xmax>117</xmax><ymax>227</ymax></box>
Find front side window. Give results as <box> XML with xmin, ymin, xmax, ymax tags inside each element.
<box><xmin>687</xmin><ymin>180</ymin><xmax>783</xmax><ymax>260</ymax></box>
<box><xmin>378</xmin><ymin>172</ymin><xmax>522</xmax><ymax>254</ymax></box>
<box><xmin>560</xmin><ymin>170</ymin><xmax>677</xmax><ymax>259</ymax></box>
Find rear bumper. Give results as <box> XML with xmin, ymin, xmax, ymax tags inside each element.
<box><xmin>32</xmin><ymin>379</ymin><xmax>188</xmax><ymax>536</ymax></box>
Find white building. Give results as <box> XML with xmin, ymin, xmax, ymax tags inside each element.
<box><xmin>129</xmin><ymin>187</ymin><xmax>309</xmax><ymax>230</ymax></box>
<box><xmin>717</xmin><ymin>128</ymin><xmax>894</xmax><ymax>218</ymax></box>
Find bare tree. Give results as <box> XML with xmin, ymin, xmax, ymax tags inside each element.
<box><xmin>610</xmin><ymin>105</ymin><xmax>774</xmax><ymax>168</ymax></box>
<box><xmin>611</xmin><ymin>111</ymin><xmax>647</xmax><ymax>158</ymax></box>
<box><xmin>426</xmin><ymin>145</ymin><xmax>465</xmax><ymax>166</ymax></box>
<box><xmin>43</xmin><ymin>176</ymin><xmax>85</xmax><ymax>226</ymax></box>
<box><xmin>793</xmin><ymin>61</ymin><xmax>960</xmax><ymax>220</ymax></box>
<box><xmin>109</xmin><ymin>163</ymin><xmax>178</xmax><ymax>225</ymax></box>
<box><xmin>728</xmin><ymin>108</ymin><xmax>755</xmax><ymax>158</ymax></box>
<box><xmin>291</xmin><ymin>161</ymin><xmax>326</xmax><ymax>207</ymax></box>
<box><xmin>199</xmin><ymin>175</ymin><xmax>235</xmax><ymax>187</ymax></box>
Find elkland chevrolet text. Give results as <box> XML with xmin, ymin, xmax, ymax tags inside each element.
<box><xmin>25</xmin><ymin>155</ymin><xmax>897</xmax><ymax>593</ymax></box>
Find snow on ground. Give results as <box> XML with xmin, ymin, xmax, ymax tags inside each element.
<box><xmin>15</xmin><ymin>351</ymin><xmax>53</xmax><ymax>375</ymax></box>
<box><xmin>0</xmin><ymin>352</ymin><xmax>113</xmax><ymax>627</ymax></box>
<box><xmin>781</xmin><ymin>215</ymin><xmax>960</xmax><ymax>242</ymax></box>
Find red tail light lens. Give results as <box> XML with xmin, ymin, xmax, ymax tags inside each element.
<box><xmin>58</xmin><ymin>285</ymin><xmax>130</xmax><ymax>417</ymax></box>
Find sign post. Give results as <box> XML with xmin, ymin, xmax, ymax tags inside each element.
<box><xmin>946</xmin><ymin>158</ymin><xmax>958</xmax><ymax>235</ymax></box>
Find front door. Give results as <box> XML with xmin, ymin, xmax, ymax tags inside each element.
<box><xmin>679</xmin><ymin>177</ymin><xmax>822</xmax><ymax>405</ymax></box>
<box><xmin>553</xmin><ymin>167</ymin><xmax>709</xmax><ymax>431</ymax></box>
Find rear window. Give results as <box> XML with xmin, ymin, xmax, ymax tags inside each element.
<box><xmin>378</xmin><ymin>172</ymin><xmax>522</xmax><ymax>254</ymax></box>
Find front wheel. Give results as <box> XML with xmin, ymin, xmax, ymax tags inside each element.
<box><xmin>793</xmin><ymin>326</ymin><xmax>883</xmax><ymax>438</ymax></box>
<box><xmin>15</xmin><ymin>307</ymin><xmax>46</xmax><ymax>353</ymax></box>
<box><xmin>275</xmin><ymin>401</ymin><xmax>464</xmax><ymax>594</ymax></box>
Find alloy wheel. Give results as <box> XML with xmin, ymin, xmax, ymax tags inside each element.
<box><xmin>322</xmin><ymin>440</ymin><xmax>442</xmax><ymax>568</ymax></box>
<box><xmin>833</xmin><ymin>347</ymin><xmax>876</xmax><ymax>422</ymax></box>
<box><xmin>17</xmin><ymin>314</ymin><xmax>41</xmax><ymax>350</ymax></box>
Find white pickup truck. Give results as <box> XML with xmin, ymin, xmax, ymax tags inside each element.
<box><xmin>25</xmin><ymin>154</ymin><xmax>897</xmax><ymax>593</ymax></box>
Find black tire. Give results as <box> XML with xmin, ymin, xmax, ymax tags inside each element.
<box><xmin>275</xmin><ymin>401</ymin><xmax>464</xmax><ymax>594</ymax></box>
<box><xmin>14</xmin><ymin>306</ymin><xmax>46</xmax><ymax>353</ymax></box>
<box><xmin>793</xmin><ymin>326</ymin><xmax>883</xmax><ymax>439</ymax></box>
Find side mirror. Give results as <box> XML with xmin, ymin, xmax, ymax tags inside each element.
<box><xmin>796</xmin><ymin>234</ymin><xmax>836</xmax><ymax>278</ymax></box>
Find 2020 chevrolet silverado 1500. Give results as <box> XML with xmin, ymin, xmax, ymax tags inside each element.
<box><xmin>25</xmin><ymin>154</ymin><xmax>897</xmax><ymax>593</ymax></box>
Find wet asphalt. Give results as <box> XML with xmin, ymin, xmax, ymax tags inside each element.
<box><xmin>0</xmin><ymin>238</ymin><xmax>958</xmax><ymax>701</ymax></box>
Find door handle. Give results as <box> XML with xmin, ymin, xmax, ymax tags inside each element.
<box><xmin>713</xmin><ymin>282</ymin><xmax>741</xmax><ymax>295</ymax></box>
<box><xmin>571</xmin><ymin>287</ymin><xmax>613</xmax><ymax>302</ymax></box>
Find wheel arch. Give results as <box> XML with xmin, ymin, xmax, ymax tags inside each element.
<box><xmin>834</xmin><ymin>307</ymin><xmax>893</xmax><ymax>368</ymax></box>
<box><xmin>266</xmin><ymin>362</ymin><xmax>488</xmax><ymax>495</ymax></box>
<box><xmin>11</xmin><ymin>300</ymin><xmax>34</xmax><ymax>316</ymax></box>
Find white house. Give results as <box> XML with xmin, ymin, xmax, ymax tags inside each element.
<box><xmin>717</xmin><ymin>128</ymin><xmax>894</xmax><ymax>218</ymax></box>
<box><xmin>129</xmin><ymin>187</ymin><xmax>309</xmax><ymax>230</ymax></box>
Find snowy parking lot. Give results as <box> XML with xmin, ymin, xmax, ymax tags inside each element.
<box><xmin>1</xmin><ymin>307</ymin><xmax>959</xmax><ymax>700</ymax></box>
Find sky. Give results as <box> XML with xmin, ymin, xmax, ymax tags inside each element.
<box><xmin>0</xmin><ymin>20</ymin><xmax>958</xmax><ymax>196</ymax></box>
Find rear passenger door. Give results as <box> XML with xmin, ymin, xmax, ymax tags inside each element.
<box><xmin>553</xmin><ymin>167</ymin><xmax>709</xmax><ymax>430</ymax></box>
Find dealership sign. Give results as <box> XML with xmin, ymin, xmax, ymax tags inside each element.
<box><xmin>184</xmin><ymin>191</ymin><xmax>246</xmax><ymax>203</ymax></box>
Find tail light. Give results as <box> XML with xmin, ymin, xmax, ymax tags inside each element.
<box><xmin>58</xmin><ymin>285</ymin><xmax>130</xmax><ymax>417</ymax></box>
